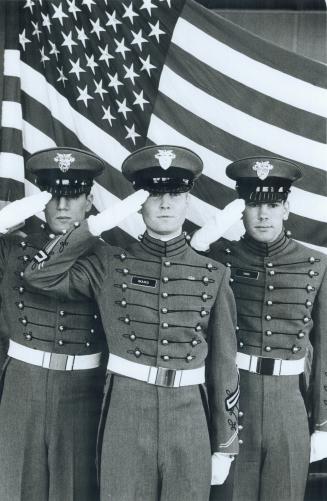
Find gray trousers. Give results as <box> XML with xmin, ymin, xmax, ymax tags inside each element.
<box><xmin>100</xmin><ymin>374</ymin><xmax>212</xmax><ymax>501</ymax></box>
<box><xmin>0</xmin><ymin>358</ymin><xmax>104</xmax><ymax>501</ymax></box>
<box><xmin>224</xmin><ymin>372</ymin><xmax>310</xmax><ymax>501</ymax></box>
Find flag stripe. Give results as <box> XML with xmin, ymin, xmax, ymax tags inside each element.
<box><xmin>158</xmin><ymin>66</ymin><xmax>326</xmax><ymax>170</ymax></box>
<box><xmin>167</xmin><ymin>44</ymin><xmax>326</xmax><ymax>144</ymax></box>
<box><xmin>182</xmin><ymin>2</ymin><xmax>327</xmax><ymax>89</ymax></box>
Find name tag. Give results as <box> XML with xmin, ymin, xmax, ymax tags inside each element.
<box><xmin>131</xmin><ymin>276</ymin><xmax>157</xmax><ymax>288</ymax></box>
<box><xmin>235</xmin><ymin>269</ymin><xmax>259</xmax><ymax>280</ymax></box>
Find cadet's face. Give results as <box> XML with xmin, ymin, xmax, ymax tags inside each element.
<box><xmin>141</xmin><ymin>192</ymin><xmax>189</xmax><ymax>239</ymax></box>
<box><xmin>45</xmin><ymin>193</ymin><xmax>93</xmax><ymax>234</ymax></box>
<box><xmin>243</xmin><ymin>201</ymin><xmax>289</xmax><ymax>243</ymax></box>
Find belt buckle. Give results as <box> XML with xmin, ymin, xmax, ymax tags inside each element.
<box><xmin>256</xmin><ymin>357</ymin><xmax>276</xmax><ymax>376</ymax></box>
<box><xmin>48</xmin><ymin>353</ymin><xmax>69</xmax><ymax>371</ymax></box>
<box><xmin>155</xmin><ymin>367</ymin><xmax>176</xmax><ymax>387</ymax></box>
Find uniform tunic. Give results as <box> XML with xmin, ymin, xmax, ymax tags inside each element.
<box><xmin>0</xmin><ymin>230</ymin><xmax>107</xmax><ymax>501</ymax></box>
<box><xmin>25</xmin><ymin>223</ymin><xmax>240</xmax><ymax>501</ymax></box>
<box><xmin>209</xmin><ymin>232</ymin><xmax>327</xmax><ymax>501</ymax></box>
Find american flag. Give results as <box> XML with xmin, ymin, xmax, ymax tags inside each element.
<box><xmin>1</xmin><ymin>0</ymin><xmax>326</xmax><ymax>252</ymax></box>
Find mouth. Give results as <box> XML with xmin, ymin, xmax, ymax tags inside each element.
<box><xmin>56</xmin><ymin>217</ymin><xmax>71</xmax><ymax>221</ymax></box>
<box><xmin>255</xmin><ymin>226</ymin><xmax>272</xmax><ymax>229</ymax></box>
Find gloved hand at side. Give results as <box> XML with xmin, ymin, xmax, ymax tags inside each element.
<box><xmin>0</xmin><ymin>191</ymin><xmax>52</xmax><ymax>234</ymax></box>
<box><xmin>191</xmin><ymin>199</ymin><xmax>245</xmax><ymax>252</ymax></box>
<box><xmin>87</xmin><ymin>189</ymin><xmax>149</xmax><ymax>236</ymax></box>
<box><xmin>211</xmin><ymin>453</ymin><xmax>234</xmax><ymax>485</ymax></box>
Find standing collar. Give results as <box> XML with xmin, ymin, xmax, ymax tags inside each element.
<box><xmin>242</xmin><ymin>231</ymin><xmax>290</xmax><ymax>257</ymax></box>
<box><xmin>140</xmin><ymin>232</ymin><xmax>189</xmax><ymax>257</ymax></box>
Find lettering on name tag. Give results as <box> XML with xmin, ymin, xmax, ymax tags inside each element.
<box><xmin>131</xmin><ymin>276</ymin><xmax>157</xmax><ymax>288</ymax></box>
<box><xmin>235</xmin><ymin>269</ymin><xmax>259</xmax><ymax>280</ymax></box>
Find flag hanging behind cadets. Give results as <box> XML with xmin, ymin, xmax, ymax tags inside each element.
<box><xmin>1</xmin><ymin>0</ymin><xmax>326</xmax><ymax>252</ymax></box>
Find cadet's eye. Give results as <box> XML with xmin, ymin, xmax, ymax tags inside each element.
<box><xmin>246</xmin><ymin>202</ymin><xmax>258</xmax><ymax>208</ymax></box>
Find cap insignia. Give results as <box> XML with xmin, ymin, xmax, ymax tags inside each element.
<box><xmin>54</xmin><ymin>153</ymin><xmax>75</xmax><ymax>173</ymax></box>
<box><xmin>252</xmin><ymin>161</ymin><xmax>273</xmax><ymax>180</ymax></box>
<box><xmin>154</xmin><ymin>149</ymin><xmax>176</xmax><ymax>170</ymax></box>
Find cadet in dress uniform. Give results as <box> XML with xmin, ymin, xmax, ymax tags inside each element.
<box><xmin>192</xmin><ymin>157</ymin><xmax>327</xmax><ymax>501</ymax></box>
<box><xmin>25</xmin><ymin>145</ymin><xmax>240</xmax><ymax>501</ymax></box>
<box><xmin>0</xmin><ymin>147</ymin><xmax>108</xmax><ymax>501</ymax></box>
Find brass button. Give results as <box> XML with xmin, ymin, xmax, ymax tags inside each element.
<box><xmin>124</xmin><ymin>317</ymin><xmax>130</xmax><ymax>324</ymax></box>
<box><xmin>161</xmin><ymin>339</ymin><xmax>169</xmax><ymax>346</ymax></box>
<box><xmin>23</xmin><ymin>255</ymin><xmax>29</xmax><ymax>262</ymax></box>
<box><xmin>202</xmin><ymin>276</ymin><xmax>209</xmax><ymax>284</ymax></box>
<box><xmin>206</xmin><ymin>263</ymin><xmax>213</xmax><ymax>270</ymax></box>
<box><xmin>268</xmin><ymin>285</ymin><xmax>274</xmax><ymax>291</ymax></box>
<box><xmin>161</xmin><ymin>307</ymin><xmax>168</xmax><ymax>314</ymax></box>
<box><xmin>191</xmin><ymin>339</ymin><xmax>198</xmax><ymax>347</ymax></box>
<box><xmin>19</xmin><ymin>286</ymin><xmax>24</xmax><ymax>294</ymax></box>
<box><xmin>303</xmin><ymin>316</ymin><xmax>310</xmax><ymax>323</ymax></box>
<box><xmin>21</xmin><ymin>318</ymin><xmax>27</xmax><ymax>326</ymax></box>
<box><xmin>308</xmin><ymin>270</ymin><xmax>315</xmax><ymax>277</ymax></box>
<box><xmin>267</xmin><ymin>262</ymin><xmax>273</xmax><ymax>268</ymax></box>
<box><xmin>201</xmin><ymin>293</ymin><xmax>208</xmax><ymax>301</ymax></box>
<box><xmin>162</xmin><ymin>277</ymin><xmax>169</xmax><ymax>283</ymax></box>
<box><xmin>162</xmin><ymin>292</ymin><xmax>168</xmax><ymax>298</ymax></box>
<box><xmin>239</xmin><ymin>411</ymin><xmax>244</xmax><ymax>418</ymax></box>
<box><xmin>59</xmin><ymin>310</ymin><xmax>65</xmax><ymax>317</ymax></box>
<box><xmin>134</xmin><ymin>349</ymin><xmax>141</xmax><ymax>358</ymax></box>
<box><xmin>121</xmin><ymin>299</ymin><xmax>127</xmax><ymax>307</ymax></box>
<box><xmin>266</xmin><ymin>330</ymin><xmax>272</xmax><ymax>336</ymax></box>
<box><xmin>268</xmin><ymin>270</ymin><xmax>275</xmax><ymax>276</ymax></box>
<box><xmin>265</xmin><ymin>315</ymin><xmax>272</xmax><ymax>321</ymax></box>
<box><xmin>59</xmin><ymin>325</ymin><xmax>65</xmax><ymax>332</ymax></box>
<box><xmin>292</xmin><ymin>345</ymin><xmax>300</xmax><ymax>354</ymax></box>
<box><xmin>195</xmin><ymin>324</ymin><xmax>202</xmax><ymax>332</ymax></box>
<box><xmin>25</xmin><ymin>333</ymin><xmax>32</xmax><ymax>341</ymax></box>
<box><xmin>121</xmin><ymin>283</ymin><xmax>128</xmax><ymax>290</ymax></box>
<box><xmin>122</xmin><ymin>268</ymin><xmax>129</xmax><ymax>275</ymax></box>
<box><xmin>85</xmin><ymin>342</ymin><xmax>91</xmax><ymax>347</ymax></box>
<box><xmin>308</xmin><ymin>257</ymin><xmax>315</xmax><ymax>264</ymax></box>
<box><xmin>93</xmin><ymin>314</ymin><xmax>98</xmax><ymax>320</ymax></box>
<box><xmin>164</xmin><ymin>261</ymin><xmax>171</xmax><ymax>267</ymax></box>
<box><xmin>266</xmin><ymin>300</ymin><xmax>273</xmax><ymax>306</ymax></box>
<box><xmin>162</xmin><ymin>322</ymin><xmax>169</xmax><ymax>329</ymax></box>
<box><xmin>297</xmin><ymin>332</ymin><xmax>305</xmax><ymax>339</ymax></box>
<box><xmin>306</xmin><ymin>285</ymin><xmax>314</xmax><ymax>292</ymax></box>
<box><xmin>20</xmin><ymin>241</ymin><xmax>27</xmax><ymax>248</ymax></box>
<box><xmin>20</xmin><ymin>271</ymin><xmax>24</xmax><ymax>278</ymax></box>
<box><xmin>49</xmin><ymin>233</ymin><xmax>55</xmax><ymax>240</ymax></box>
<box><xmin>58</xmin><ymin>339</ymin><xmax>64</xmax><ymax>346</ymax></box>
<box><xmin>225</xmin><ymin>248</ymin><xmax>231</xmax><ymax>254</ymax></box>
<box><xmin>74</xmin><ymin>221</ymin><xmax>80</xmax><ymax>228</ymax></box>
<box><xmin>90</xmin><ymin>329</ymin><xmax>95</xmax><ymax>334</ymax></box>
<box><xmin>226</xmin><ymin>262</ymin><xmax>231</xmax><ymax>268</ymax></box>
<box><xmin>265</xmin><ymin>346</ymin><xmax>272</xmax><ymax>352</ymax></box>
<box><xmin>239</xmin><ymin>341</ymin><xmax>244</xmax><ymax>348</ymax></box>
<box><xmin>200</xmin><ymin>309</ymin><xmax>207</xmax><ymax>317</ymax></box>
<box><xmin>186</xmin><ymin>354</ymin><xmax>193</xmax><ymax>362</ymax></box>
<box><xmin>18</xmin><ymin>302</ymin><xmax>24</xmax><ymax>310</ymax></box>
<box><xmin>120</xmin><ymin>253</ymin><xmax>127</xmax><ymax>261</ymax></box>
<box><xmin>239</xmin><ymin>439</ymin><xmax>244</xmax><ymax>445</ymax></box>
<box><xmin>238</xmin><ymin>425</ymin><xmax>243</xmax><ymax>431</ymax></box>
<box><xmin>229</xmin><ymin>278</ymin><xmax>234</xmax><ymax>283</ymax></box>
<box><xmin>236</xmin><ymin>326</ymin><xmax>240</xmax><ymax>331</ymax></box>
<box><xmin>162</xmin><ymin>355</ymin><xmax>170</xmax><ymax>361</ymax></box>
<box><xmin>305</xmin><ymin>300</ymin><xmax>312</xmax><ymax>307</ymax></box>
<box><xmin>129</xmin><ymin>333</ymin><xmax>136</xmax><ymax>341</ymax></box>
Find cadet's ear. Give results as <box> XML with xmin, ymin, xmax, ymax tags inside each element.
<box><xmin>86</xmin><ymin>193</ymin><xmax>93</xmax><ymax>213</ymax></box>
<box><xmin>283</xmin><ymin>200</ymin><xmax>290</xmax><ymax>221</ymax></box>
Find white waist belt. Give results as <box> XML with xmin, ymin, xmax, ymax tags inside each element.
<box><xmin>237</xmin><ymin>352</ymin><xmax>305</xmax><ymax>376</ymax></box>
<box><xmin>8</xmin><ymin>339</ymin><xmax>102</xmax><ymax>371</ymax></box>
<box><xmin>107</xmin><ymin>353</ymin><xmax>205</xmax><ymax>388</ymax></box>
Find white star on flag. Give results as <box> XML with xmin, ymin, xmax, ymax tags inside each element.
<box><xmin>67</xmin><ymin>0</ymin><xmax>81</xmax><ymax>20</ymax></box>
<box><xmin>115</xmin><ymin>37</ymin><xmax>131</xmax><ymax>60</ymax></box>
<box><xmin>77</xmin><ymin>85</ymin><xmax>93</xmax><ymax>107</ymax></box>
<box><xmin>40</xmin><ymin>47</ymin><xmax>50</xmax><ymax>66</ymax></box>
<box><xmin>131</xmin><ymin>29</ymin><xmax>148</xmax><ymax>51</ymax></box>
<box><xmin>31</xmin><ymin>21</ymin><xmax>41</xmax><ymax>41</ymax></box>
<box><xmin>49</xmin><ymin>41</ymin><xmax>60</xmax><ymax>60</ymax></box>
<box><xmin>61</xmin><ymin>31</ymin><xmax>78</xmax><ymax>53</ymax></box>
<box><xmin>41</xmin><ymin>13</ymin><xmax>52</xmax><ymax>32</ymax></box>
<box><xmin>124</xmin><ymin>63</ymin><xmax>139</xmax><ymax>85</ymax></box>
<box><xmin>140</xmin><ymin>0</ymin><xmax>157</xmax><ymax>16</ymax></box>
<box><xmin>106</xmin><ymin>10</ymin><xmax>122</xmax><ymax>33</ymax></box>
<box><xmin>139</xmin><ymin>54</ymin><xmax>156</xmax><ymax>75</ymax></box>
<box><xmin>69</xmin><ymin>58</ymin><xmax>86</xmax><ymax>80</ymax></box>
<box><xmin>85</xmin><ymin>54</ymin><xmax>98</xmax><ymax>74</ymax></box>
<box><xmin>19</xmin><ymin>29</ymin><xmax>31</xmax><ymax>51</ymax></box>
<box><xmin>24</xmin><ymin>0</ymin><xmax>35</xmax><ymax>13</ymax></box>
<box><xmin>94</xmin><ymin>79</ymin><xmax>108</xmax><ymax>101</ymax></box>
<box><xmin>90</xmin><ymin>18</ymin><xmax>105</xmax><ymax>40</ymax></box>
<box><xmin>99</xmin><ymin>44</ymin><xmax>114</xmax><ymax>66</ymax></box>
<box><xmin>82</xmin><ymin>0</ymin><xmax>96</xmax><ymax>12</ymax></box>
<box><xmin>75</xmin><ymin>26</ymin><xmax>89</xmax><ymax>48</ymax></box>
<box><xmin>125</xmin><ymin>124</ymin><xmax>141</xmax><ymax>145</ymax></box>
<box><xmin>52</xmin><ymin>3</ymin><xmax>68</xmax><ymax>26</ymax></box>
<box><xmin>148</xmin><ymin>20</ymin><xmax>165</xmax><ymax>42</ymax></box>
<box><xmin>123</xmin><ymin>3</ymin><xmax>138</xmax><ymax>24</ymax></box>
<box><xmin>101</xmin><ymin>105</ymin><xmax>116</xmax><ymax>126</ymax></box>
<box><xmin>116</xmin><ymin>98</ymin><xmax>132</xmax><ymax>119</ymax></box>
<box><xmin>108</xmin><ymin>72</ymin><xmax>123</xmax><ymax>94</ymax></box>
<box><xmin>56</xmin><ymin>66</ymin><xmax>68</xmax><ymax>87</ymax></box>
<box><xmin>133</xmin><ymin>89</ymin><xmax>149</xmax><ymax>110</ymax></box>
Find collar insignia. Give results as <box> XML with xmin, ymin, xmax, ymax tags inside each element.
<box><xmin>54</xmin><ymin>153</ymin><xmax>75</xmax><ymax>173</ymax></box>
<box><xmin>252</xmin><ymin>161</ymin><xmax>273</xmax><ymax>180</ymax></box>
<box><xmin>155</xmin><ymin>149</ymin><xmax>176</xmax><ymax>170</ymax></box>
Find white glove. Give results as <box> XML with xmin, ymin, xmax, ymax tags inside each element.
<box><xmin>191</xmin><ymin>199</ymin><xmax>245</xmax><ymax>252</ymax></box>
<box><xmin>0</xmin><ymin>191</ymin><xmax>52</xmax><ymax>234</ymax></box>
<box><xmin>310</xmin><ymin>431</ymin><xmax>327</xmax><ymax>463</ymax></box>
<box><xmin>211</xmin><ymin>453</ymin><xmax>234</xmax><ymax>485</ymax></box>
<box><xmin>87</xmin><ymin>189</ymin><xmax>149</xmax><ymax>236</ymax></box>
